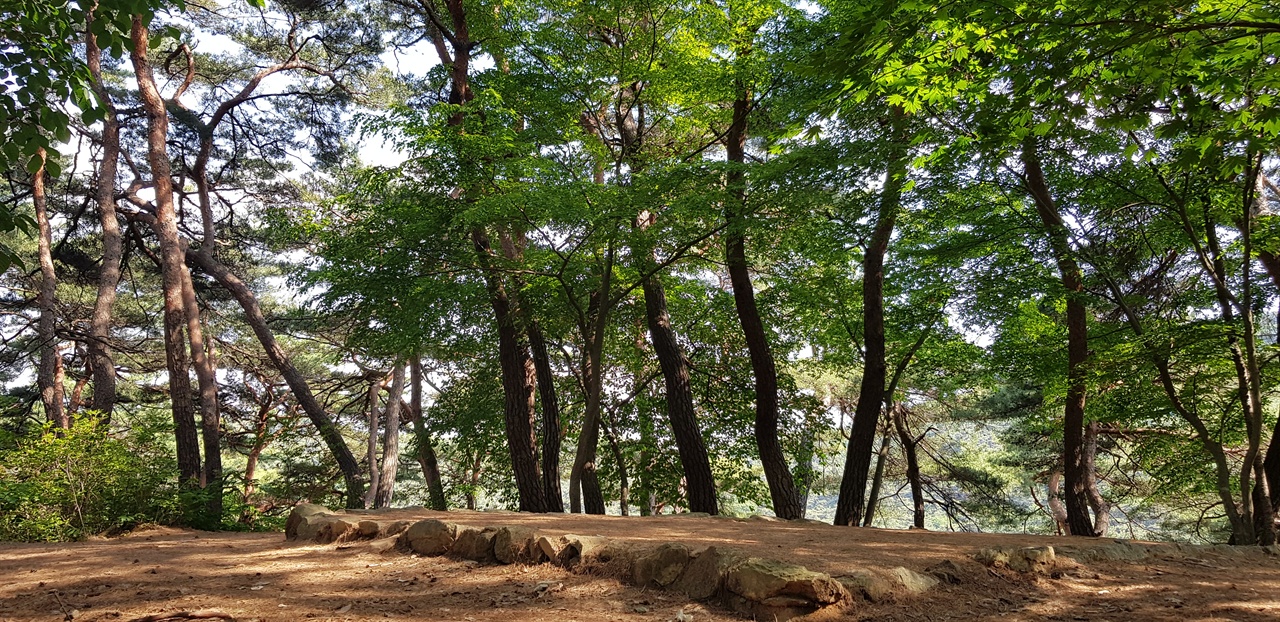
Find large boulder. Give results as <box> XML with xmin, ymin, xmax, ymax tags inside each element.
<box><xmin>493</xmin><ymin>526</ymin><xmax>540</xmax><ymax>564</ymax></box>
<box><xmin>633</xmin><ymin>543</ymin><xmax>692</xmax><ymax>588</ymax></box>
<box><xmin>399</xmin><ymin>519</ymin><xmax>457</xmax><ymax>556</ymax></box>
<box><xmin>285</xmin><ymin>503</ymin><xmax>331</xmax><ymax>540</ymax></box>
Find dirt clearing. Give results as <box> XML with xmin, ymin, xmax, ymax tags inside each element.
<box><xmin>3</xmin><ymin>512</ymin><xmax>1280</xmax><ymax>622</ymax></box>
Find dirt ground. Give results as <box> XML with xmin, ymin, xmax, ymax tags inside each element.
<box><xmin>3</xmin><ymin>511</ymin><xmax>1280</xmax><ymax>622</ymax></box>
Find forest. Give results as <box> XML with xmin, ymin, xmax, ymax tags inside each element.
<box><xmin>1</xmin><ymin>0</ymin><xmax>1278</xmax><ymax>548</ymax></box>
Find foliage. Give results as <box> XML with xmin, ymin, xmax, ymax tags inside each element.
<box><xmin>0</xmin><ymin>418</ymin><xmax>180</xmax><ymax>541</ymax></box>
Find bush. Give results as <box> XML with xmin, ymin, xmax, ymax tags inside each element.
<box><xmin>0</xmin><ymin>419</ymin><xmax>180</xmax><ymax>541</ymax></box>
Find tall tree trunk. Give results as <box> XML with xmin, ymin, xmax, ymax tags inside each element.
<box><xmin>364</xmin><ymin>377</ymin><xmax>382</xmax><ymax>509</ymax></box>
<box><xmin>187</xmin><ymin>251</ymin><xmax>365</xmax><ymax>507</ymax></box>
<box><xmin>130</xmin><ymin>17</ymin><xmax>201</xmax><ymax>487</ymax></box>
<box><xmin>410</xmin><ymin>359</ymin><xmax>448</xmax><ymax>511</ymax></box>
<box><xmin>725</xmin><ymin>79</ymin><xmax>801</xmax><ymax>520</ymax></box>
<box><xmin>1021</xmin><ymin>139</ymin><xmax>1095</xmax><ymax>537</ymax></box>
<box><xmin>602</xmin><ymin>413</ymin><xmax>630</xmax><ymax>515</ymax></box>
<box><xmin>1256</xmin><ymin>251</ymin><xmax>1280</xmax><ymax>511</ymax></box>
<box><xmin>527</xmin><ymin>324</ymin><xmax>564</xmax><ymax>512</ymax></box>
<box><xmin>834</xmin><ymin>112</ymin><xmax>908</xmax><ymax>526</ymax></box>
<box><xmin>1083</xmin><ymin>421</ymin><xmax>1110</xmax><ymax>536</ymax></box>
<box><xmin>472</xmin><ymin>228</ymin><xmax>547</xmax><ymax>512</ymax></box>
<box><xmin>34</xmin><ymin>148</ymin><xmax>66</xmax><ymax>430</ymax></box>
<box><xmin>862</xmin><ymin>422</ymin><xmax>891</xmax><ymax>527</ymax></box>
<box><xmin>571</xmin><ymin>278</ymin><xmax>612</xmax><ymax>515</ymax></box>
<box><xmin>639</xmin><ymin>227</ymin><xmax>718</xmax><ymax>515</ymax></box>
<box><xmin>182</xmin><ymin>274</ymin><xmax>221</xmax><ymax>524</ymax></box>
<box><xmin>375</xmin><ymin>364</ymin><xmax>404</xmax><ymax>508</ymax></box>
<box><xmin>893</xmin><ymin>405</ymin><xmax>925</xmax><ymax>529</ymax></box>
<box><xmin>85</xmin><ymin>12</ymin><xmax>122</xmax><ymax>418</ymax></box>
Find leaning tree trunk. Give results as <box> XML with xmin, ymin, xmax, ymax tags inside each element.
<box><xmin>1021</xmin><ymin>139</ymin><xmax>1096</xmax><ymax>538</ymax></box>
<box><xmin>130</xmin><ymin>18</ymin><xmax>201</xmax><ymax>486</ymax></box>
<box><xmin>187</xmin><ymin>251</ymin><xmax>364</xmax><ymax>507</ymax></box>
<box><xmin>33</xmin><ymin>148</ymin><xmax>66</xmax><ymax>430</ymax></box>
<box><xmin>638</xmin><ymin>224</ymin><xmax>718</xmax><ymax>515</ymax></box>
<box><xmin>375</xmin><ymin>363</ymin><xmax>404</xmax><ymax>508</ymax></box>
<box><xmin>85</xmin><ymin>14</ymin><xmax>123</xmax><ymax>419</ymax></box>
<box><xmin>410</xmin><ymin>359</ymin><xmax>448</xmax><ymax>511</ymax></box>
<box><xmin>834</xmin><ymin>112</ymin><xmax>908</xmax><ymax>527</ymax></box>
<box><xmin>725</xmin><ymin>80</ymin><xmax>801</xmax><ymax>520</ymax></box>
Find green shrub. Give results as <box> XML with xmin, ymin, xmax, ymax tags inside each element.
<box><xmin>0</xmin><ymin>419</ymin><xmax>180</xmax><ymax>541</ymax></box>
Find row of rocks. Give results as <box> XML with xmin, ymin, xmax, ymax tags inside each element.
<box><xmin>975</xmin><ymin>539</ymin><xmax>1280</xmax><ymax>574</ymax></box>
<box><xmin>285</xmin><ymin>505</ymin><xmax>944</xmax><ymax>620</ymax></box>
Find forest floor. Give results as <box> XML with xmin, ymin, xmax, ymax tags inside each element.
<box><xmin>3</xmin><ymin>510</ymin><xmax>1280</xmax><ymax>622</ymax></box>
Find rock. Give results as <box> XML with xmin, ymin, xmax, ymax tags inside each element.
<box><xmin>399</xmin><ymin>519</ymin><xmax>457</xmax><ymax>556</ymax></box>
<box><xmin>381</xmin><ymin>520</ymin><xmax>412</xmax><ymax>538</ymax></box>
<box><xmin>925</xmin><ymin>559</ymin><xmax>963</xmax><ymax>585</ymax></box>
<box><xmin>452</xmin><ymin>526</ymin><xmax>497</xmax><ymax>562</ymax></box>
<box><xmin>493</xmin><ymin>526</ymin><xmax>540</xmax><ymax>564</ymax></box>
<box><xmin>1021</xmin><ymin>546</ymin><xmax>1055</xmax><ymax>567</ymax></box>
<box><xmin>672</xmin><ymin>546</ymin><xmax>745</xmax><ymax>600</ymax></box>
<box><xmin>368</xmin><ymin>536</ymin><xmax>399</xmax><ymax>554</ymax></box>
<box><xmin>836</xmin><ymin>569</ymin><xmax>895</xmax><ymax>602</ymax></box>
<box><xmin>889</xmin><ymin>567</ymin><xmax>938</xmax><ymax>594</ymax></box>
<box><xmin>555</xmin><ymin>534</ymin><xmax>611</xmax><ymax>567</ymax></box>
<box><xmin>724</xmin><ymin>557</ymin><xmax>849</xmax><ymax>606</ymax></box>
<box><xmin>634</xmin><ymin>543</ymin><xmax>691</xmax><ymax>588</ymax></box>
<box><xmin>317</xmin><ymin>516</ymin><xmax>363</xmax><ymax>544</ymax></box>
<box><xmin>974</xmin><ymin>547</ymin><xmax>1011</xmax><ymax>567</ymax></box>
<box><xmin>748</xmin><ymin>515</ymin><xmax>782</xmax><ymax>522</ymax></box>
<box><xmin>535</xmin><ymin>535</ymin><xmax>562</xmax><ymax>562</ymax></box>
<box><xmin>358</xmin><ymin>520</ymin><xmax>381</xmax><ymax>538</ymax></box>
<box><xmin>977</xmin><ymin>546</ymin><xmax>1059</xmax><ymax>572</ymax></box>
<box><xmin>284</xmin><ymin>503</ymin><xmax>331</xmax><ymax>540</ymax></box>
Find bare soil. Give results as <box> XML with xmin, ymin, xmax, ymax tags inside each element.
<box><xmin>3</xmin><ymin>511</ymin><xmax>1280</xmax><ymax>622</ymax></box>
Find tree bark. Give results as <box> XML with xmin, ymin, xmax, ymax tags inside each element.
<box><xmin>725</xmin><ymin>79</ymin><xmax>801</xmax><ymax>519</ymax></box>
<box><xmin>187</xmin><ymin>251</ymin><xmax>365</xmax><ymax>507</ymax></box>
<box><xmin>34</xmin><ymin>148</ymin><xmax>66</xmax><ymax>430</ymax></box>
<box><xmin>410</xmin><ymin>358</ymin><xmax>448</xmax><ymax>511</ymax></box>
<box><xmin>364</xmin><ymin>376</ymin><xmax>382</xmax><ymax>509</ymax></box>
<box><xmin>1047</xmin><ymin>470</ymin><xmax>1068</xmax><ymax>535</ymax></box>
<box><xmin>862</xmin><ymin>421</ymin><xmax>891</xmax><ymax>527</ymax></box>
<box><xmin>893</xmin><ymin>405</ymin><xmax>925</xmax><ymax>529</ymax></box>
<box><xmin>527</xmin><ymin>323</ymin><xmax>564</xmax><ymax>512</ymax></box>
<box><xmin>1083</xmin><ymin>421</ymin><xmax>1110</xmax><ymax>536</ymax></box>
<box><xmin>638</xmin><ymin>222</ymin><xmax>718</xmax><ymax>514</ymax></box>
<box><xmin>183</xmin><ymin>272</ymin><xmax>221</xmax><ymax>524</ymax></box>
<box><xmin>834</xmin><ymin>112</ymin><xmax>908</xmax><ymax>526</ymax></box>
<box><xmin>375</xmin><ymin>363</ymin><xmax>404</xmax><ymax>508</ymax></box>
<box><xmin>1021</xmin><ymin>139</ymin><xmax>1095</xmax><ymax>538</ymax></box>
<box><xmin>85</xmin><ymin>12</ymin><xmax>122</xmax><ymax>418</ymax></box>
<box><xmin>571</xmin><ymin>278</ymin><xmax>612</xmax><ymax>515</ymax></box>
<box><xmin>130</xmin><ymin>17</ymin><xmax>201</xmax><ymax>487</ymax></box>
<box><xmin>472</xmin><ymin>228</ymin><xmax>547</xmax><ymax>512</ymax></box>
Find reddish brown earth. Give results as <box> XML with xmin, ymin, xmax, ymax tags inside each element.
<box><xmin>3</xmin><ymin>511</ymin><xmax>1280</xmax><ymax>622</ymax></box>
